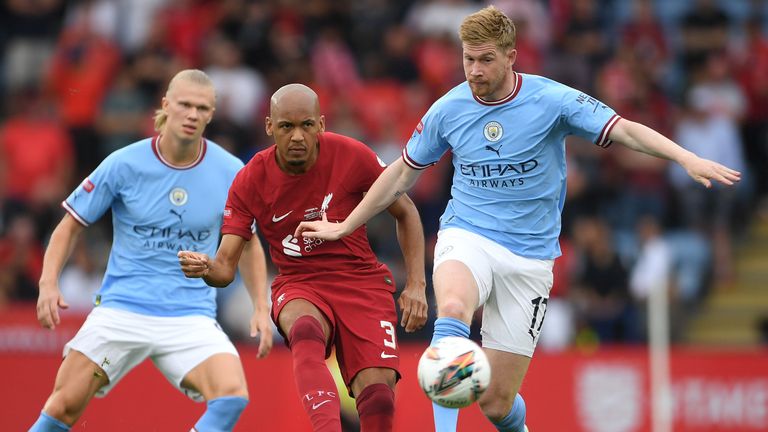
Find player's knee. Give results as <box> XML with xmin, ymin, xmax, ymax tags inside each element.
<box><xmin>288</xmin><ymin>316</ymin><xmax>325</xmax><ymax>345</ymax></box>
<box><xmin>356</xmin><ymin>383</ymin><xmax>395</xmax><ymax>416</ymax></box>
<box><xmin>42</xmin><ymin>391</ymin><xmax>81</xmax><ymax>425</ymax></box>
<box><xmin>438</xmin><ymin>299</ymin><xmax>473</xmax><ymax>322</ymax></box>
<box><xmin>478</xmin><ymin>392</ymin><xmax>516</xmax><ymax>422</ymax></box>
<box><xmin>211</xmin><ymin>381</ymin><xmax>249</xmax><ymax>400</ymax></box>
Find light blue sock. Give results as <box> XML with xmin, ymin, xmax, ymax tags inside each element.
<box><xmin>29</xmin><ymin>412</ymin><xmax>70</xmax><ymax>431</ymax></box>
<box><xmin>491</xmin><ymin>393</ymin><xmax>526</xmax><ymax>432</ymax></box>
<box><xmin>431</xmin><ymin>317</ymin><xmax>471</xmax><ymax>432</ymax></box>
<box><xmin>193</xmin><ymin>396</ymin><xmax>248</xmax><ymax>432</ymax></box>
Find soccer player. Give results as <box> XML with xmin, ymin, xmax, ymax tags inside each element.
<box><xmin>295</xmin><ymin>6</ymin><xmax>742</xmax><ymax>432</ymax></box>
<box><xmin>30</xmin><ymin>69</ymin><xmax>272</xmax><ymax>432</ymax></box>
<box><xmin>178</xmin><ymin>83</ymin><xmax>428</xmax><ymax>432</ymax></box>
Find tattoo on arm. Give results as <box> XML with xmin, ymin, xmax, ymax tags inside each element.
<box><xmin>393</xmin><ymin>191</ymin><xmax>404</xmax><ymax>198</ymax></box>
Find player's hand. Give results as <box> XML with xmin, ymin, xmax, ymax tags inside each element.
<box><xmin>397</xmin><ymin>281</ymin><xmax>428</xmax><ymax>333</ymax></box>
<box><xmin>250</xmin><ymin>306</ymin><xmax>273</xmax><ymax>359</ymax></box>
<box><xmin>294</xmin><ymin>212</ymin><xmax>348</xmax><ymax>240</ymax></box>
<box><xmin>36</xmin><ymin>282</ymin><xmax>69</xmax><ymax>330</ymax></box>
<box><xmin>682</xmin><ymin>155</ymin><xmax>741</xmax><ymax>188</ymax></box>
<box><xmin>178</xmin><ymin>251</ymin><xmax>211</xmax><ymax>278</ymax></box>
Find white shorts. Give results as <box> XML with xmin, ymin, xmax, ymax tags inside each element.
<box><xmin>64</xmin><ymin>307</ymin><xmax>239</xmax><ymax>402</ymax></box>
<box><xmin>433</xmin><ymin>228</ymin><xmax>554</xmax><ymax>357</ymax></box>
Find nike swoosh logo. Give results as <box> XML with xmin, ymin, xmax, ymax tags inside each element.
<box><xmin>381</xmin><ymin>351</ymin><xmax>398</xmax><ymax>359</ymax></box>
<box><xmin>312</xmin><ymin>400</ymin><xmax>332</xmax><ymax>410</ymax></box>
<box><xmin>272</xmin><ymin>211</ymin><xmax>293</xmax><ymax>223</ymax></box>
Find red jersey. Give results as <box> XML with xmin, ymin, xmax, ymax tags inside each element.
<box><xmin>222</xmin><ymin>132</ymin><xmax>393</xmax><ymax>287</ymax></box>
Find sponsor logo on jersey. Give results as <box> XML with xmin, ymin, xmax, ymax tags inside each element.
<box><xmin>82</xmin><ymin>178</ymin><xmax>95</xmax><ymax>193</ymax></box>
<box><xmin>282</xmin><ymin>234</ymin><xmax>302</xmax><ymax>256</ymax></box>
<box><xmin>459</xmin><ymin>159</ymin><xmax>540</xmax><ymax>189</ymax></box>
<box><xmin>169</xmin><ymin>187</ymin><xmax>188</xmax><ymax>206</ymax></box>
<box><xmin>416</xmin><ymin>120</ymin><xmax>424</xmax><ymax>134</ymax></box>
<box><xmin>134</xmin><ymin>225</ymin><xmax>211</xmax><ymax>252</ymax></box>
<box><xmin>483</xmin><ymin>121</ymin><xmax>503</xmax><ymax>142</ymax></box>
<box><xmin>223</xmin><ymin>208</ymin><xmax>232</xmax><ymax>219</ymax></box>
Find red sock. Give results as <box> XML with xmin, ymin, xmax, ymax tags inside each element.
<box><xmin>289</xmin><ymin>316</ymin><xmax>341</xmax><ymax>432</ymax></box>
<box><xmin>355</xmin><ymin>383</ymin><xmax>395</xmax><ymax>432</ymax></box>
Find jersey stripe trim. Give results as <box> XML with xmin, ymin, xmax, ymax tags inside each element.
<box><xmin>596</xmin><ymin>114</ymin><xmax>621</xmax><ymax>148</ymax></box>
<box><xmin>473</xmin><ymin>72</ymin><xmax>523</xmax><ymax>106</ymax></box>
<box><xmin>401</xmin><ymin>148</ymin><xmax>435</xmax><ymax>170</ymax></box>
<box><xmin>151</xmin><ymin>135</ymin><xmax>208</xmax><ymax>169</ymax></box>
<box><xmin>61</xmin><ymin>201</ymin><xmax>90</xmax><ymax>227</ymax></box>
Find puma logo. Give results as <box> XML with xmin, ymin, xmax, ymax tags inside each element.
<box><xmin>170</xmin><ymin>209</ymin><xmax>185</xmax><ymax>224</ymax></box>
<box><xmin>485</xmin><ymin>144</ymin><xmax>502</xmax><ymax>157</ymax></box>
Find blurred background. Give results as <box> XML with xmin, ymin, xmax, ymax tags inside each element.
<box><xmin>1</xmin><ymin>0</ymin><xmax>767</xmax><ymax>431</ymax></box>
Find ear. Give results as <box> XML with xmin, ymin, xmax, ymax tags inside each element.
<box><xmin>318</xmin><ymin>115</ymin><xmax>326</xmax><ymax>132</ymax></box>
<box><xmin>265</xmin><ymin>116</ymin><xmax>273</xmax><ymax>136</ymax></box>
<box><xmin>508</xmin><ymin>48</ymin><xmax>518</xmax><ymax>68</ymax></box>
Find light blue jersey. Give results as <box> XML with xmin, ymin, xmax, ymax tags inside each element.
<box><xmin>404</xmin><ymin>73</ymin><xmax>620</xmax><ymax>259</ymax></box>
<box><xmin>62</xmin><ymin>137</ymin><xmax>243</xmax><ymax>317</ymax></box>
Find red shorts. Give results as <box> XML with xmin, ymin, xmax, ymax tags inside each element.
<box><xmin>271</xmin><ymin>273</ymin><xmax>400</xmax><ymax>389</ymax></box>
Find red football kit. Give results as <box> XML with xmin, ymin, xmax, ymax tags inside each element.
<box><xmin>222</xmin><ymin>132</ymin><xmax>400</xmax><ymax>386</ymax></box>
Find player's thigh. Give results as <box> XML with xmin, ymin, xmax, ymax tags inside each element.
<box><xmin>350</xmin><ymin>367</ymin><xmax>397</xmax><ymax>397</ymax></box>
<box><xmin>182</xmin><ymin>353</ymin><xmax>248</xmax><ymax>400</ymax></box>
<box><xmin>330</xmin><ymin>285</ymin><xmax>400</xmax><ymax>395</ymax></box>
<box><xmin>481</xmin><ymin>251</ymin><xmax>553</xmax><ymax>357</ymax></box>
<box><xmin>151</xmin><ymin>315</ymin><xmax>241</xmax><ymax>402</ymax></box>
<box><xmin>277</xmin><ymin>297</ymin><xmax>333</xmax><ymax>341</ymax></box>
<box><xmin>44</xmin><ymin>349</ymin><xmax>110</xmax><ymax>415</ymax></box>
<box><xmin>63</xmin><ymin>307</ymin><xmax>152</xmax><ymax>398</ymax></box>
<box><xmin>433</xmin><ymin>228</ymin><xmax>494</xmax><ymax>320</ymax></box>
<box><xmin>478</xmin><ymin>348</ymin><xmax>531</xmax><ymax>419</ymax></box>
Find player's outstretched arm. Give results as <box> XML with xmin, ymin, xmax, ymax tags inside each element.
<box><xmin>386</xmin><ymin>194</ymin><xmax>428</xmax><ymax>333</ymax></box>
<box><xmin>296</xmin><ymin>158</ymin><xmax>423</xmax><ymax>240</ymax></box>
<box><xmin>609</xmin><ymin>118</ymin><xmax>741</xmax><ymax>188</ymax></box>
<box><xmin>37</xmin><ymin>214</ymin><xmax>84</xmax><ymax>329</ymax></box>
<box><xmin>178</xmin><ymin>234</ymin><xmax>246</xmax><ymax>287</ymax></box>
<box><xmin>238</xmin><ymin>237</ymin><xmax>273</xmax><ymax>358</ymax></box>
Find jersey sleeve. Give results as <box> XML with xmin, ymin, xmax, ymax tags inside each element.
<box><xmin>61</xmin><ymin>153</ymin><xmax>121</xmax><ymax>226</ymax></box>
<box><xmin>221</xmin><ymin>168</ymin><xmax>256</xmax><ymax>240</ymax></box>
<box><xmin>560</xmin><ymin>87</ymin><xmax>621</xmax><ymax>149</ymax></box>
<box><xmin>402</xmin><ymin>104</ymin><xmax>450</xmax><ymax>170</ymax></box>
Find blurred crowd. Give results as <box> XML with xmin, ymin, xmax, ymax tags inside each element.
<box><xmin>1</xmin><ymin>0</ymin><xmax>766</xmax><ymax>349</ymax></box>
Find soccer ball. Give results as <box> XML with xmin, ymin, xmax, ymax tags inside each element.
<box><xmin>417</xmin><ymin>336</ymin><xmax>491</xmax><ymax>408</ymax></box>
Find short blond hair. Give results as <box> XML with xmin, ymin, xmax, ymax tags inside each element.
<box><xmin>459</xmin><ymin>5</ymin><xmax>516</xmax><ymax>51</ymax></box>
<box><xmin>153</xmin><ymin>69</ymin><xmax>215</xmax><ymax>132</ymax></box>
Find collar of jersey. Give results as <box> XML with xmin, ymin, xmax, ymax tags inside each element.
<box><xmin>473</xmin><ymin>72</ymin><xmax>522</xmax><ymax>106</ymax></box>
<box><xmin>152</xmin><ymin>135</ymin><xmax>207</xmax><ymax>170</ymax></box>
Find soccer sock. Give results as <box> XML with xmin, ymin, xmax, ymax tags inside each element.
<box><xmin>193</xmin><ymin>396</ymin><xmax>248</xmax><ymax>432</ymax></box>
<box><xmin>29</xmin><ymin>412</ymin><xmax>71</xmax><ymax>431</ymax></box>
<box><xmin>289</xmin><ymin>316</ymin><xmax>341</xmax><ymax>432</ymax></box>
<box><xmin>355</xmin><ymin>383</ymin><xmax>395</xmax><ymax>432</ymax></box>
<box><xmin>431</xmin><ymin>317</ymin><xmax>471</xmax><ymax>432</ymax></box>
<box><xmin>490</xmin><ymin>393</ymin><xmax>526</xmax><ymax>432</ymax></box>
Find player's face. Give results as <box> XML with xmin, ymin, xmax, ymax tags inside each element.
<box><xmin>266</xmin><ymin>101</ymin><xmax>325</xmax><ymax>174</ymax></box>
<box><xmin>463</xmin><ymin>42</ymin><xmax>517</xmax><ymax>100</ymax></box>
<box><xmin>162</xmin><ymin>80</ymin><xmax>216</xmax><ymax>143</ymax></box>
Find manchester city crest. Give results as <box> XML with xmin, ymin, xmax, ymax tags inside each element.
<box><xmin>483</xmin><ymin>121</ymin><xmax>503</xmax><ymax>142</ymax></box>
<box><xmin>169</xmin><ymin>187</ymin><xmax>188</xmax><ymax>206</ymax></box>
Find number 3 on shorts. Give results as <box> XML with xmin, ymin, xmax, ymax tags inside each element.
<box><xmin>380</xmin><ymin>321</ymin><xmax>396</xmax><ymax>349</ymax></box>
